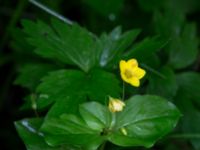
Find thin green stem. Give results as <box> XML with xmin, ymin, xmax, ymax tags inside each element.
<box><xmin>141</xmin><ymin>63</ymin><xmax>166</xmax><ymax>79</ymax></box>
<box><xmin>170</xmin><ymin>133</ymin><xmax>200</xmax><ymax>139</ymax></box>
<box><xmin>30</xmin><ymin>94</ymin><xmax>39</xmax><ymax>117</ymax></box>
<box><xmin>0</xmin><ymin>0</ymin><xmax>28</xmax><ymax>50</ymax></box>
<box><xmin>122</xmin><ymin>81</ymin><xmax>125</xmax><ymax>101</ymax></box>
<box><xmin>110</xmin><ymin>112</ymin><xmax>116</xmax><ymax>129</ymax></box>
<box><xmin>29</xmin><ymin>0</ymin><xmax>73</xmax><ymax>25</ymax></box>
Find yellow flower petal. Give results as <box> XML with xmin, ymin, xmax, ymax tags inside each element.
<box><xmin>121</xmin><ymin>69</ymin><xmax>132</xmax><ymax>83</ymax></box>
<box><xmin>127</xmin><ymin>59</ymin><xmax>138</xmax><ymax>68</ymax></box>
<box><xmin>129</xmin><ymin>77</ymin><xmax>140</xmax><ymax>87</ymax></box>
<box><xmin>134</xmin><ymin>67</ymin><xmax>146</xmax><ymax>79</ymax></box>
<box><xmin>119</xmin><ymin>60</ymin><xmax>127</xmax><ymax>71</ymax></box>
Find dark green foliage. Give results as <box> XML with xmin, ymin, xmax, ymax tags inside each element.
<box><xmin>13</xmin><ymin>17</ymin><xmax>182</xmax><ymax>150</ymax></box>
<box><xmin>176</xmin><ymin>72</ymin><xmax>200</xmax><ymax>101</ymax></box>
<box><xmin>15</xmin><ymin>118</ymin><xmax>61</xmax><ymax>150</ymax></box>
<box><xmin>98</xmin><ymin>27</ymin><xmax>141</xmax><ymax>67</ymax></box>
<box><xmin>109</xmin><ymin>95</ymin><xmax>180</xmax><ymax>147</ymax></box>
<box><xmin>83</xmin><ymin>0</ymin><xmax>124</xmax><ymax>16</ymax></box>
<box><xmin>16</xmin><ymin>95</ymin><xmax>180</xmax><ymax>150</ymax></box>
<box><xmin>36</xmin><ymin>69</ymin><xmax>121</xmax><ymax>112</ymax></box>
<box><xmin>168</xmin><ymin>23</ymin><xmax>198</xmax><ymax>69</ymax></box>
<box><xmin>22</xmin><ymin>19</ymin><xmax>98</xmax><ymax>72</ymax></box>
<box><xmin>29</xmin><ymin>95</ymin><xmax>179</xmax><ymax>149</ymax></box>
<box><xmin>147</xmin><ymin>66</ymin><xmax>178</xmax><ymax>98</ymax></box>
<box><xmin>15</xmin><ymin>63</ymin><xmax>57</xmax><ymax>91</ymax></box>
<box><xmin>1</xmin><ymin>0</ymin><xmax>197</xmax><ymax>150</ymax></box>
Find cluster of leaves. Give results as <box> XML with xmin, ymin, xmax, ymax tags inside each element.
<box><xmin>138</xmin><ymin>1</ymin><xmax>200</xmax><ymax>150</ymax></box>
<box><xmin>13</xmin><ymin>18</ymin><xmax>181</xmax><ymax>150</ymax></box>
<box><xmin>9</xmin><ymin>1</ymin><xmax>200</xmax><ymax>150</ymax></box>
<box><xmin>1</xmin><ymin>0</ymin><xmax>200</xmax><ymax>149</ymax></box>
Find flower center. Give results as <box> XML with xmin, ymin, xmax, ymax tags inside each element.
<box><xmin>124</xmin><ymin>69</ymin><xmax>133</xmax><ymax>79</ymax></box>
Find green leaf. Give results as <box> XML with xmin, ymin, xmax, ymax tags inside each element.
<box><xmin>176</xmin><ymin>72</ymin><xmax>200</xmax><ymax>104</ymax></box>
<box><xmin>147</xmin><ymin>66</ymin><xmax>178</xmax><ymax>98</ymax></box>
<box><xmin>87</xmin><ymin>69</ymin><xmax>121</xmax><ymax>102</ymax></box>
<box><xmin>14</xmin><ymin>63</ymin><xmax>57</xmax><ymax>91</ymax></box>
<box><xmin>40</xmin><ymin>102</ymin><xmax>110</xmax><ymax>149</ymax></box>
<box><xmin>15</xmin><ymin>118</ymin><xmax>68</xmax><ymax>150</ymax></box>
<box><xmin>79</xmin><ymin>101</ymin><xmax>112</xmax><ymax>130</ymax></box>
<box><xmin>154</xmin><ymin>11</ymin><xmax>198</xmax><ymax>69</ymax></box>
<box><xmin>124</xmin><ymin>37</ymin><xmax>167</xmax><ymax>63</ymax></box>
<box><xmin>41</xmin><ymin>95</ymin><xmax>180</xmax><ymax>149</ymax></box>
<box><xmin>108</xmin><ymin>95</ymin><xmax>181</xmax><ymax>148</ymax></box>
<box><xmin>11</xmin><ymin>28</ymin><xmax>34</xmax><ymax>55</ymax></box>
<box><xmin>98</xmin><ymin>27</ymin><xmax>140</xmax><ymax>67</ymax></box>
<box><xmin>36</xmin><ymin>69</ymin><xmax>120</xmax><ymax>116</ymax></box>
<box><xmin>41</xmin><ymin>114</ymin><xmax>104</xmax><ymax>150</ymax></box>
<box><xmin>168</xmin><ymin>23</ymin><xmax>199</xmax><ymax>69</ymax></box>
<box><xmin>154</xmin><ymin>11</ymin><xmax>185</xmax><ymax>38</ymax></box>
<box><xmin>36</xmin><ymin>69</ymin><xmax>86</xmax><ymax>110</ymax></box>
<box><xmin>45</xmin><ymin>94</ymin><xmax>86</xmax><ymax>119</ymax></box>
<box><xmin>22</xmin><ymin>19</ymin><xmax>98</xmax><ymax>72</ymax></box>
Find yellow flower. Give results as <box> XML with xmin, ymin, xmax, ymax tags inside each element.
<box><xmin>108</xmin><ymin>97</ymin><xmax>125</xmax><ymax>113</ymax></box>
<box><xmin>119</xmin><ymin>59</ymin><xmax>146</xmax><ymax>87</ymax></box>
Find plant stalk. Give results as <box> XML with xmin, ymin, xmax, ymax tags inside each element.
<box><xmin>29</xmin><ymin>0</ymin><xmax>73</xmax><ymax>25</ymax></box>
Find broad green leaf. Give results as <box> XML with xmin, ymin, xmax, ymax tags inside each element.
<box><xmin>42</xmin><ymin>115</ymin><xmax>96</xmax><ymax>135</ymax></box>
<box><xmin>147</xmin><ymin>66</ymin><xmax>178</xmax><ymax>98</ymax></box>
<box><xmin>41</xmin><ymin>114</ymin><xmax>104</xmax><ymax>150</ymax></box>
<box><xmin>86</xmin><ymin>69</ymin><xmax>121</xmax><ymax>102</ymax></box>
<box><xmin>141</xmin><ymin>53</ymin><xmax>161</xmax><ymax>69</ymax></box>
<box><xmin>36</xmin><ymin>69</ymin><xmax>120</xmax><ymax>116</ymax></box>
<box><xmin>98</xmin><ymin>27</ymin><xmax>140</xmax><ymax>67</ymax></box>
<box><xmin>11</xmin><ymin>28</ymin><xmax>34</xmax><ymax>55</ymax></box>
<box><xmin>168</xmin><ymin>23</ymin><xmax>198</xmax><ymax>69</ymax></box>
<box><xmin>79</xmin><ymin>102</ymin><xmax>112</xmax><ymax>130</ymax></box>
<box><xmin>176</xmin><ymin>72</ymin><xmax>200</xmax><ymax>102</ymax></box>
<box><xmin>41</xmin><ymin>95</ymin><xmax>180</xmax><ymax>149</ymax></box>
<box><xmin>36</xmin><ymin>69</ymin><xmax>86</xmax><ymax>110</ymax></box>
<box><xmin>140</xmin><ymin>55</ymin><xmax>166</xmax><ymax>79</ymax></box>
<box><xmin>124</xmin><ymin>37</ymin><xmax>166</xmax><ymax>62</ymax></box>
<box><xmin>154</xmin><ymin>12</ymin><xmax>198</xmax><ymax>69</ymax></box>
<box><xmin>46</xmin><ymin>94</ymin><xmax>86</xmax><ymax>119</ymax></box>
<box><xmin>14</xmin><ymin>63</ymin><xmax>57</xmax><ymax>91</ymax></box>
<box><xmin>22</xmin><ymin>19</ymin><xmax>98</xmax><ymax>72</ymax></box>
<box><xmin>108</xmin><ymin>95</ymin><xmax>181</xmax><ymax>147</ymax></box>
<box><xmin>15</xmin><ymin>118</ymin><xmax>69</xmax><ymax>150</ymax></box>
<box><xmin>154</xmin><ymin>10</ymin><xmax>184</xmax><ymax>38</ymax></box>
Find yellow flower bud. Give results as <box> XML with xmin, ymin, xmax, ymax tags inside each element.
<box><xmin>108</xmin><ymin>97</ymin><xmax>125</xmax><ymax>113</ymax></box>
